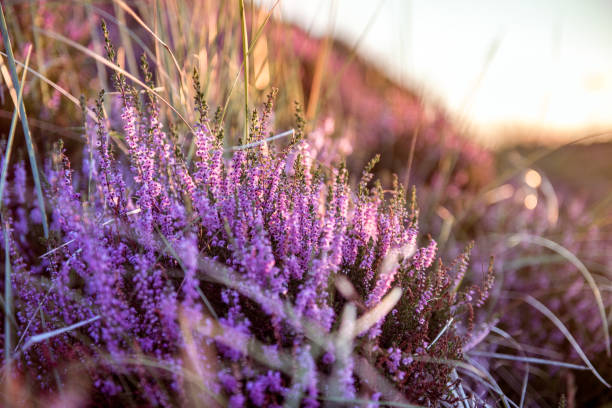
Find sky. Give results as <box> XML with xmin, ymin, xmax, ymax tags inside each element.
<box><xmin>258</xmin><ymin>0</ymin><xmax>612</xmax><ymax>138</ymax></box>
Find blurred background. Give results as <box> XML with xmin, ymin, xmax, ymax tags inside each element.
<box><xmin>264</xmin><ymin>0</ymin><xmax>612</xmax><ymax>147</ymax></box>
<box><xmin>255</xmin><ymin>0</ymin><xmax>612</xmax><ymax>205</ymax></box>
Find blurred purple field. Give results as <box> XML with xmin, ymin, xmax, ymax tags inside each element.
<box><xmin>0</xmin><ymin>1</ymin><xmax>611</xmax><ymax>407</ymax></box>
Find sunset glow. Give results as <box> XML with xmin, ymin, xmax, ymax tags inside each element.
<box><xmin>264</xmin><ymin>0</ymin><xmax>612</xmax><ymax>138</ymax></box>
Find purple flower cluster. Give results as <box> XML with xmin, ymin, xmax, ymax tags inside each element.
<box><xmin>0</xmin><ymin>56</ymin><xmax>493</xmax><ymax>405</ymax></box>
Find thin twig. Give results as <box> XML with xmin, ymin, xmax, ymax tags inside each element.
<box><xmin>226</xmin><ymin>129</ymin><xmax>294</xmax><ymax>152</ymax></box>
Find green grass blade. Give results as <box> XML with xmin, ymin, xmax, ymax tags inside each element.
<box><xmin>239</xmin><ymin>0</ymin><xmax>249</xmax><ymax>145</ymax></box>
<box><xmin>0</xmin><ymin>45</ymin><xmax>31</xmax><ymax>208</ymax></box>
<box><xmin>217</xmin><ymin>0</ymin><xmax>281</xmax><ymax>129</ymax></box>
<box><xmin>3</xmin><ymin>221</ymin><xmax>11</xmax><ymax>363</ymax></box>
<box><xmin>0</xmin><ymin>4</ymin><xmax>49</xmax><ymax>238</ymax></box>
<box><xmin>468</xmin><ymin>351</ymin><xmax>588</xmax><ymax>370</ymax></box>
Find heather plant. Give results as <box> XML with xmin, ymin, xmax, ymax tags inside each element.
<box><xmin>0</xmin><ymin>24</ymin><xmax>504</xmax><ymax>405</ymax></box>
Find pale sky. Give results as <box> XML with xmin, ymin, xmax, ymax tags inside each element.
<box><xmin>258</xmin><ymin>0</ymin><xmax>612</xmax><ymax>137</ymax></box>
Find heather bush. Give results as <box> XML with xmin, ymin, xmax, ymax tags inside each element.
<box><xmin>0</xmin><ymin>29</ymin><xmax>500</xmax><ymax>405</ymax></box>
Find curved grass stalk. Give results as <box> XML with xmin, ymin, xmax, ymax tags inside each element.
<box><xmin>353</xmin><ymin>287</ymin><xmax>402</xmax><ymax>337</ymax></box>
<box><xmin>239</xmin><ymin>0</ymin><xmax>249</xmax><ymax>145</ymax></box>
<box><xmin>463</xmin><ymin>356</ymin><xmax>516</xmax><ymax>408</ymax></box>
<box><xmin>522</xmin><ymin>294</ymin><xmax>610</xmax><ymax>387</ymax></box>
<box><xmin>227</xmin><ymin>129</ymin><xmax>294</xmax><ymax>152</ymax></box>
<box><xmin>0</xmin><ymin>51</ymin><xmax>133</xmax><ymax>155</ymax></box>
<box><xmin>508</xmin><ymin>233</ymin><xmax>610</xmax><ymax>356</ymax></box>
<box><xmin>156</xmin><ymin>227</ymin><xmax>218</xmax><ymax>320</ymax></box>
<box><xmin>113</xmin><ymin>355</ymin><xmax>224</xmax><ymax>404</ymax></box>
<box><xmin>34</xmin><ymin>27</ymin><xmax>194</xmax><ymax>134</ymax></box>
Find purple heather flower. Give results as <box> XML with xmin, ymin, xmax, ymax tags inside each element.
<box><xmin>412</xmin><ymin>239</ymin><xmax>437</xmax><ymax>271</ymax></box>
